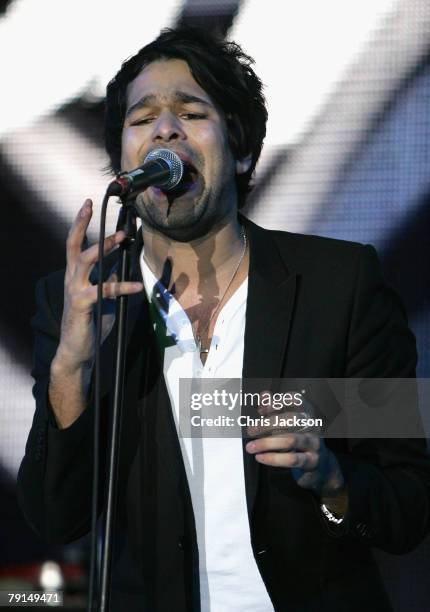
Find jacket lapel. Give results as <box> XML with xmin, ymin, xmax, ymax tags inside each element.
<box><xmin>241</xmin><ymin>219</ymin><xmax>298</xmax><ymax>520</ymax></box>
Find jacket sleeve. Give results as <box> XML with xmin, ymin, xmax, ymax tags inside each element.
<box><xmin>329</xmin><ymin>244</ymin><xmax>430</xmax><ymax>553</ymax></box>
<box><xmin>16</xmin><ymin>273</ymin><xmax>103</xmax><ymax>544</ymax></box>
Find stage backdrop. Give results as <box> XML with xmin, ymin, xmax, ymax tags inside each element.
<box><xmin>0</xmin><ymin>1</ymin><xmax>429</xmax><ymax>610</ymax></box>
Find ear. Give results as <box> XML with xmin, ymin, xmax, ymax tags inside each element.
<box><xmin>235</xmin><ymin>154</ymin><xmax>252</xmax><ymax>175</ymax></box>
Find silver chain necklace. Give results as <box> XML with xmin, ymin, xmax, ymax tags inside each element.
<box><xmin>195</xmin><ymin>228</ymin><xmax>247</xmax><ymax>356</ymax></box>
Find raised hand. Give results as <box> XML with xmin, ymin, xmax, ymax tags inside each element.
<box><xmin>49</xmin><ymin>199</ymin><xmax>143</xmax><ymax>428</ymax></box>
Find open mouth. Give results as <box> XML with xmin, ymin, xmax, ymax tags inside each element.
<box><xmin>160</xmin><ymin>161</ymin><xmax>200</xmax><ymax>196</ymax></box>
<box><xmin>181</xmin><ymin>162</ymin><xmax>199</xmax><ymax>188</ymax></box>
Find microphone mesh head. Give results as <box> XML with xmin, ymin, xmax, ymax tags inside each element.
<box><xmin>143</xmin><ymin>148</ymin><xmax>183</xmax><ymax>190</ymax></box>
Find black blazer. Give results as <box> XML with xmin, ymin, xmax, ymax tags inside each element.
<box><xmin>17</xmin><ymin>218</ymin><xmax>430</xmax><ymax>611</ymax></box>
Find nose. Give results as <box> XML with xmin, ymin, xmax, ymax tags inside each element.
<box><xmin>152</xmin><ymin>110</ymin><xmax>186</xmax><ymax>143</ymax></box>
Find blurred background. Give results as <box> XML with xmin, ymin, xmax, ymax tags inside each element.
<box><xmin>0</xmin><ymin>0</ymin><xmax>429</xmax><ymax>609</ymax></box>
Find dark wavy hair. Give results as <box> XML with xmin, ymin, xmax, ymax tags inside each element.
<box><xmin>104</xmin><ymin>26</ymin><xmax>267</xmax><ymax>208</ymax></box>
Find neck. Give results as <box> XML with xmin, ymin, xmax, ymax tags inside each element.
<box><xmin>142</xmin><ymin>212</ymin><xmax>245</xmax><ymax>288</ymax></box>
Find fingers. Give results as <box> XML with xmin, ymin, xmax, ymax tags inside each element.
<box><xmin>246</xmin><ymin>411</ymin><xmax>314</xmax><ymax>438</ymax></box>
<box><xmin>253</xmin><ymin>450</ymin><xmax>318</xmax><ymax>470</ymax></box>
<box><xmin>246</xmin><ymin>432</ymin><xmax>320</xmax><ymax>454</ymax></box>
<box><xmin>100</xmin><ymin>281</ymin><xmax>143</xmax><ymax>300</ymax></box>
<box><xmin>66</xmin><ymin>200</ymin><xmax>126</xmax><ymax>285</ymax></box>
<box><xmin>66</xmin><ymin>199</ymin><xmax>93</xmax><ymax>275</ymax></box>
<box><xmin>245</xmin><ymin>433</ymin><xmax>320</xmax><ymax>470</ymax></box>
<box><xmin>63</xmin><ymin>201</ymin><xmax>143</xmax><ymax>317</ymax></box>
<box><xmin>72</xmin><ymin>231</ymin><xmax>125</xmax><ymax>285</ymax></box>
<box><xmin>68</xmin><ymin>281</ymin><xmax>143</xmax><ymax>312</ymax></box>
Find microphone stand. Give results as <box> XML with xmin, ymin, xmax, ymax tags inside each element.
<box><xmin>89</xmin><ymin>150</ymin><xmax>180</xmax><ymax>610</ymax></box>
<box><xmin>97</xmin><ymin>200</ymin><xmax>137</xmax><ymax>612</ymax></box>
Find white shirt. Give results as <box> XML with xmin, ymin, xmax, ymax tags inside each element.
<box><xmin>140</xmin><ymin>251</ymin><xmax>274</xmax><ymax>612</ymax></box>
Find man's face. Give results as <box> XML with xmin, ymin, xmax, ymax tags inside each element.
<box><xmin>121</xmin><ymin>59</ymin><xmax>248</xmax><ymax>241</ymax></box>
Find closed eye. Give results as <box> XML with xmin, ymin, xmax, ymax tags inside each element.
<box><xmin>181</xmin><ymin>113</ymin><xmax>207</xmax><ymax>120</ymax></box>
<box><xmin>130</xmin><ymin>117</ymin><xmax>154</xmax><ymax>126</ymax></box>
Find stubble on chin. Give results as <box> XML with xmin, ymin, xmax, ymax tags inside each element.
<box><xmin>133</xmin><ymin>189</ymin><xmax>215</xmax><ymax>242</ymax></box>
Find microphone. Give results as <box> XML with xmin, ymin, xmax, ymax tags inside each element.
<box><xmin>107</xmin><ymin>148</ymin><xmax>183</xmax><ymax>197</ymax></box>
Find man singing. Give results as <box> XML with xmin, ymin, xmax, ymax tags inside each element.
<box><xmin>18</xmin><ymin>27</ymin><xmax>430</xmax><ymax>611</ymax></box>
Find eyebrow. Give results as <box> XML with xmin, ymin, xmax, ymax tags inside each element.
<box><xmin>125</xmin><ymin>91</ymin><xmax>213</xmax><ymax>118</ymax></box>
